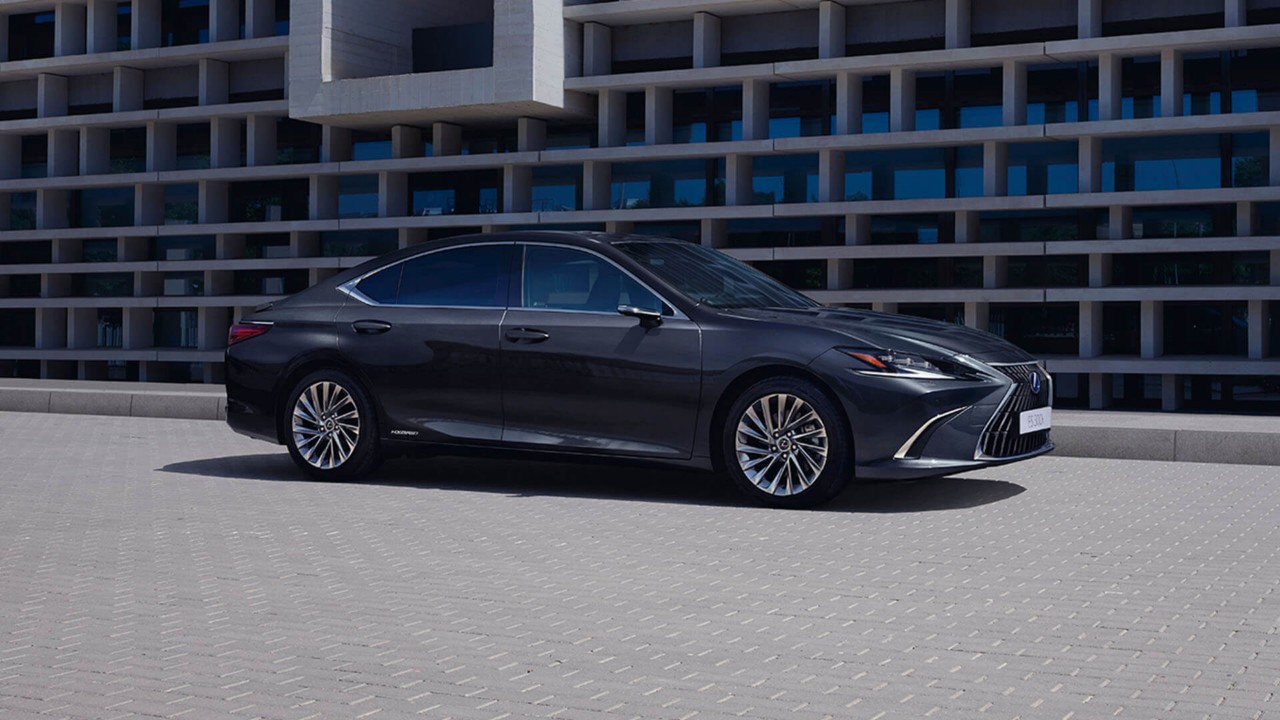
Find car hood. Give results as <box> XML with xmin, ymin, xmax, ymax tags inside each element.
<box><xmin>724</xmin><ymin>307</ymin><xmax>1037</xmax><ymax>364</ymax></box>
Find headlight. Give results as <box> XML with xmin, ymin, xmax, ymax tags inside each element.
<box><xmin>840</xmin><ymin>348</ymin><xmax>978</xmax><ymax>380</ymax></box>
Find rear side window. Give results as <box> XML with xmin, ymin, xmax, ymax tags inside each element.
<box><xmin>397</xmin><ymin>245</ymin><xmax>510</xmax><ymax>307</ymax></box>
<box><xmin>355</xmin><ymin>265</ymin><xmax>402</xmax><ymax>304</ymax></box>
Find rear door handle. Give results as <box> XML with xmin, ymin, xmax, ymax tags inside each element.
<box><xmin>504</xmin><ymin>328</ymin><xmax>550</xmax><ymax>344</ymax></box>
<box><xmin>352</xmin><ymin>320</ymin><xmax>393</xmax><ymax>335</ymax></box>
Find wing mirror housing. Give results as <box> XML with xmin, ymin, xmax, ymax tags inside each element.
<box><xmin>617</xmin><ymin>305</ymin><xmax>664</xmax><ymax>329</ymax></box>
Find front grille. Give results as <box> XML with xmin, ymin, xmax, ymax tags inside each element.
<box><xmin>978</xmin><ymin>363</ymin><xmax>1051</xmax><ymax>459</ymax></box>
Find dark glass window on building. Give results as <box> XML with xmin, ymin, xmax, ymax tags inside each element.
<box><xmin>164</xmin><ymin>184</ymin><xmax>199</xmax><ymax>225</ymax></box>
<box><xmin>73</xmin><ymin>188</ymin><xmax>135</xmax><ymax>228</ymax></box>
<box><xmin>161</xmin><ymin>0</ymin><xmax>209</xmax><ymax>46</ymax></box>
<box><xmin>845</xmin><ymin>147</ymin><xmax>979</xmax><ymax>201</ymax></box>
<box><xmin>244</xmin><ymin>233</ymin><xmax>291</xmax><ymax>259</ymax></box>
<box><xmin>852</xmin><ymin>258</ymin><xmax>982</xmax><ymax>289</ymax></box>
<box><xmin>229</xmin><ymin>179</ymin><xmax>309</xmax><ymax>222</ymax></box>
<box><xmin>21</xmin><ymin>136</ymin><xmax>47</xmax><ymax>179</ymax></box>
<box><xmin>321</xmin><ymin>230</ymin><xmax>398</xmax><ymax>258</ymax></box>
<box><xmin>274</xmin><ymin>0</ymin><xmax>289</xmax><ymax>36</ymax></box>
<box><xmin>1122</xmin><ymin>56</ymin><xmax>1162</xmax><ymax>119</ymax></box>
<box><xmin>613</xmin><ymin>160</ymin><xmax>719</xmax><ymax>209</ymax></box>
<box><xmin>980</xmin><ymin>210</ymin><xmax>1095</xmax><ymax>243</ymax></box>
<box><xmin>154</xmin><ymin>309</ymin><xmax>200</xmax><ymax>348</ymax></box>
<box><xmin>462</xmin><ymin>127</ymin><xmax>518</xmax><ymax>155</ymax></box>
<box><xmin>75</xmin><ymin>273</ymin><xmax>134</xmax><ymax>297</ymax></box>
<box><xmin>338</xmin><ymin>175</ymin><xmax>379</xmax><ymax>219</ymax></box>
<box><xmin>162</xmin><ymin>271</ymin><xmax>205</xmax><ymax>296</ymax></box>
<box><xmin>862</xmin><ymin>75</ymin><xmax>891</xmax><ymax>133</ymax></box>
<box><xmin>531</xmin><ymin>166</ymin><xmax>582</xmax><ymax>212</ymax></box>
<box><xmin>755</xmin><ymin>260</ymin><xmax>827</xmax><ymax>291</ymax></box>
<box><xmin>1129</xmin><ymin>204</ymin><xmax>1233</xmax><ymax>239</ymax></box>
<box><xmin>989</xmin><ymin>303</ymin><xmax>1078</xmax><ymax>355</ymax></box>
<box><xmin>1006</xmin><ymin>256</ymin><xmax>1087</xmax><ymax>288</ymax></box>
<box><xmin>8</xmin><ymin>13</ymin><xmax>55</xmax><ymax>61</ymax></box>
<box><xmin>633</xmin><ymin>221</ymin><xmax>701</xmax><ymax>244</ymax></box>
<box><xmin>770</xmin><ymin>81</ymin><xmax>834</xmax><ymax>138</ymax></box>
<box><xmin>97</xmin><ymin>309</ymin><xmax>123</xmax><ymax>348</ymax></box>
<box><xmin>916</xmin><ymin>69</ymin><xmax>1003</xmax><ymax>130</ymax></box>
<box><xmin>1183</xmin><ymin>52</ymin><xmax>1224</xmax><ymax>115</ymax></box>
<box><xmin>117</xmin><ymin>3</ymin><xmax>132</xmax><ymax>49</ymax></box>
<box><xmin>1102</xmin><ymin>135</ymin><xmax>1222</xmax><ymax>192</ymax></box>
<box><xmin>154</xmin><ymin>235</ymin><xmax>214</xmax><ymax>261</ymax></box>
<box><xmin>82</xmin><ymin>239</ymin><xmax>118</xmax><ymax>263</ymax></box>
<box><xmin>1181</xmin><ymin>375</ymin><xmax>1280</xmax><ymax>414</ymax></box>
<box><xmin>751</xmin><ymin>155</ymin><xmax>818</xmax><ymax>205</ymax></box>
<box><xmin>277</xmin><ymin>119</ymin><xmax>322</xmax><ymax>164</ymax></box>
<box><xmin>410</xmin><ymin>171</ymin><xmax>501</xmax><ymax>215</ymax></box>
<box><xmin>1231</xmin><ymin>48</ymin><xmax>1280</xmax><ymax>113</ymax></box>
<box><xmin>9</xmin><ymin>193</ymin><xmax>37</xmax><ymax>231</ymax></box>
<box><xmin>351</xmin><ymin>130</ymin><xmax>391</xmax><ymax>161</ymax></box>
<box><xmin>110</xmin><ymin>128</ymin><xmax>147</xmax><ymax>173</ymax></box>
<box><xmin>1232</xmin><ymin>132</ymin><xmax>1269</xmax><ymax>188</ymax></box>
<box><xmin>899</xmin><ymin>304</ymin><xmax>966</xmax><ymax>326</ymax></box>
<box><xmin>0</xmin><ymin>310</ymin><xmax>37</xmax><ymax>348</ymax></box>
<box><xmin>726</xmin><ymin>217</ymin><xmax>843</xmax><ymax>248</ymax></box>
<box><xmin>1164</xmin><ymin>301</ymin><xmax>1248</xmax><ymax>356</ymax></box>
<box><xmin>544</xmin><ymin>124</ymin><xmax>596</xmax><ymax>151</ymax></box>
<box><xmin>235</xmin><ymin>269</ymin><xmax>307</xmax><ymax>296</ymax></box>
<box><xmin>0</xmin><ymin>241</ymin><xmax>51</xmax><ymax>264</ymax></box>
<box><xmin>176</xmin><ymin>123</ymin><xmax>211</xmax><ymax>170</ymax></box>
<box><xmin>672</xmin><ymin>87</ymin><xmax>743</xmax><ymax>143</ymax></box>
<box><xmin>1112</xmin><ymin>252</ymin><xmax>1268</xmax><ymax>286</ymax></box>
<box><xmin>5</xmin><ymin>275</ymin><xmax>40</xmax><ymax>298</ymax></box>
<box><xmin>1027</xmin><ymin>62</ymin><xmax>1098</xmax><ymax>123</ymax></box>
<box><xmin>1008</xmin><ymin>142</ymin><xmax>1078</xmax><ymax>195</ymax></box>
<box><xmin>870</xmin><ymin>214</ymin><xmax>948</xmax><ymax>245</ymax></box>
<box><xmin>412</xmin><ymin>22</ymin><xmax>493</xmax><ymax>73</ymax></box>
<box><xmin>1103</xmin><ymin>303</ymin><xmax>1140</xmax><ymax>355</ymax></box>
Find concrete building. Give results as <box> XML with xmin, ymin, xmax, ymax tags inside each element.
<box><xmin>0</xmin><ymin>0</ymin><xmax>1278</xmax><ymax>412</ymax></box>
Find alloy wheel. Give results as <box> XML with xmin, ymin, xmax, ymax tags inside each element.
<box><xmin>292</xmin><ymin>381</ymin><xmax>361</xmax><ymax>469</ymax></box>
<box><xmin>735</xmin><ymin>393</ymin><xmax>829</xmax><ymax>496</ymax></box>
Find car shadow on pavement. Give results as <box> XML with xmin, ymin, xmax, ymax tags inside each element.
<box><xmin>161</xmin><ymin>453</ymin><xmax>1026</xmax><ymax>513</ymax></box>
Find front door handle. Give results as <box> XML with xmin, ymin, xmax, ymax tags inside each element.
<box><xmin>504</xmin><ymin>328</ymin><xmax>550</xmax><ymax>344</ymax></box>
<box><xmin>352</xmin><ymin>320</ymin><xmax>393</xmax><ymax>335</ymax></box>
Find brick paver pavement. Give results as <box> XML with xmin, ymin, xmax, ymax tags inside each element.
<box><xmin>1</xmin><ymin>410</ymin><xmax>1277</xmax><ymax>719</ymax></box>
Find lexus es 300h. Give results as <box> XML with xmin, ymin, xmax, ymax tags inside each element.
<box><xmin>225</xmin><ymin>231</ymin><xmax>1053</xmax><ymax>508</ymax></box>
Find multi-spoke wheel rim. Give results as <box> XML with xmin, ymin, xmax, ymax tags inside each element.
<box><xmin>292</xmin><ymin>381</ymin><xmax>361</xmax><ymax>470</ymax></box>
<box><xmin>735</xmin><ymin>393</ymin><xmax>829</xmax><ymax>497</ymax></box>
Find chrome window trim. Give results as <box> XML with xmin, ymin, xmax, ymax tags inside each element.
<box><xmin>337</xmin><ymin>241</ymin><xmax>516</xmax><ymax>310</ymax></box>
<box><xmin>515</xmin><ymin>242</ymin><xmax>689</xmax><ymax>321</ymax></box>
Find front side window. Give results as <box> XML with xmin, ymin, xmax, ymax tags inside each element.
<box><xmin>616</xmin><ymin>241</ymin><xmax>819</xmax><ymax>310</ymax></box>
<box><xmin>522</xmin><ymin>246</ymin><xmax>665</xmax><ymax>314</ymax></box>
<box><xmin>354</xmin><ymin>245</ymin><xmax>509</xmax><ymax>307</ymax></box>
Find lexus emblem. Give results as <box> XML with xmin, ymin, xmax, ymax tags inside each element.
<box><xmin>1029</xmin><ymin>372</ymin><xmax>1042</xmax><ymax>395</ymax></box>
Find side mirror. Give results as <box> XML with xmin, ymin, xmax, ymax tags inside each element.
<box><xmin>617</xmin><ymin>305</ymin><xmax>663</xmax><ymax>329</ymax></box>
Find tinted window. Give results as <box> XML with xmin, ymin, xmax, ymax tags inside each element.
<box><xmin>616</xmin><ymin>241</ymin><xmax>817</xmax><ymax>310</ymax></box>
<box><xmin>384</xmin><ymin>245</ymin><xmax>509</xmax><ymax>307</ymax></box>
<box><xmin>355</xmin><ymin>265</ymin><xmax>402</xmax><ymax>304</ymax></box>
<box><xmin>522</xmin><ymin>246</ymin><xmax>664</xmax><ymax>314</ymax></box>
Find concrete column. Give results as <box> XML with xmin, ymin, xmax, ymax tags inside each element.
<box><xmin>292</xmin><ymin>231</ymin><xmax>319</xmax><ymax>257</ymax></box>
<box><xmin>645</xmin><ymin>86</ymin><xmax>673</xmax><ymax>145</ymax></box>
<box><xmin>199</xmin><ymin>59</ymin><xmax>230</xmax><ymax>105</ymax></box>
<box><xmin>964</xmin><ymin>302</ymin><xmax>989</xmax><ymax>331</ymax></box>
<box><xmin>583</xmin><ymin>160</ymin><xmax>611</xmax><ymax>211</ymax></box>
<box><xmin>1078</xmin><ymin>0</ymin><xmax>1102</xmax><ymax>38</ymax></box>
<box><xmin>598</xmin><ymin>89</ymin><xmax>626</xmax><ymax>147</ymax></box>
<box><xmin>1270</xmin><ymin>128</ymin><xmax>1280</xmax><ymax>186</ymax></box>
<box><xmin>147</xmin><ymin>122</ymin><xmax>176</xmax><ymax>172</ymax></box>
<box><xmin>120</xmin><ymin>236</ymin><xmax>148</xmax><ymax>261</ymax></box>
<box><xmin>872</xmin><ymin>302</ymin><xmax>898</xmax><ymax>314</ymax></box>
<box><xmin>836</xmin><ymin>72</ymin><xmax>862</xmax><ymax>134</ymax></box>
<box><xmin>68</xmin><ymin>307</ymin><xmax>97</xmax><ymax>349</ymax></box>
<box><xmin>583</xmin><ymin>23</ymin><xmax>612</xmax><ymax>76</ymax></box>
<box><xmin>1108</xmin><ymin>205</ymin><xmax>1131</xmax><ymax>240</ymax></box>
<box><xmin>309</xmin><ymin>175</ymin><xmax>337</xmax><ymax>219</ymax></box>
<box><xmin>246</xmin><ymin>116</ymin><xmax>276</xmax><ymax>166</ymax></box>
<box><xmin>1085</xmin><ymin>255</ymin><xmax>1111</xmax><ymax>292</ymax></box>
<box><xmin>198</xmin><ymin>180</ymin><xmax>228</xmax><ymax>224</ymax></box>
<box><xmin>1161</xmin><ymin>375</ymin><xmax>1183</xmax><ymax>411</ymax></box>
<box><xmin>983</xmin><ymin>141</ymin><xmax>1008</xmax><ymax>197</ymax></box>
<box><xmin>819</xmin><ymin>149</ymin><xmax>845</xmax><ymax>202</ymax></box>
<box><xmin>1249</xmin><ymin>299</ymin><xmax>1271</xmax><ymax>358</ymax></box>
<box><xmin>1079</xmin><ymin>301</ymin><xmax>1103</xmax><ymax>357</ymax></box>
<box><xmin>518</xmin><ymin>117</ymin><xmax>547</xmax><ymax>152</ymax></box>
<box><xmin>1225</xmin><ymin>0</ymin><xmax>1247</xmax><ymax>27</ymax></box>
<box><xmin>605</xmin><ymin>220</ymin><xmax>633</xmax><ymax>234</ymax></box>
<box><xmin>947</xmin><ymin>209</ymin><xmax>977</xmax><ymax>243</ymax></box>
<box><xmin>36</xmin><ymin>309</ymin><xmax>68</xmax><ymax>349</ymax></box>
<box><xmin>391</xmin><ymin>125</ymin><xmax>422</xmax><ymax>159</ymax></box>
<box><xmin>0</xmin><ymin>194</ymin><xmax>10</xmax><ymax>230</ymax></box>
<box><xmin>1078</xmin><ymin>136</ymin><xmax>1102</xmax><ymax>193</ymax></box>
<box><xmin>55</xmin><ymin>2</ymin><xmax>87</xmax><ymax>56</ymax></box>
<box><xmin>48</xmin><ymin>129</ymin><xmax>78</xmax><ymax>177</ymax></box>
<box><xmin>87</xmin><ymin>0</ymin><xmax>117</xmax><ymax>53</ymax></box>
<box><xmin>378</xmin><ymin>172</ymin><xmax>406</xmax><ymax>217</ymax></box>
<box><xmin>701</xmin><ymin>218</ymin><xmax>727</xmax><ymax>248</ymax></box>
<box><xmin>846</xmin><ymin>213</ymin><xmax>870</xmax><ymax>245</ymax></box>
<box><xmin>122</xmin><ymin>308</ymin><xmax>151</xmax><ymax>350</ymax></box>
<box><xmin>1272</xmin><ymin>249</ymin><xmax>1280</xmax><ymax>285</ymax></box>
<box><xmin>245</xmin><ymin>0</ymin><xmax>275</xmax><ymax>38</ymax></box>
<box><xmin>503</xmin><ymin>165</ymin><xmax>532</xmax><ymax>213</ymax></box>
<box><xmin>1003</xmin><ymin>60</ymin><xmax>1027</xmax><ymax>126</ymax></box>
<box><xmin>819</xmin><ymin>2</ymin><xmax>846</xmax><ymax>59</ymax></box>
<box><xmin>135</xmin><ymin>183</ymin><xmax>163</xmax><ymax>225</ymax></box>
<box><xmin>983</xmin><ymin>256</ymin><xmax>1008</xmax><ymax>288</ymax></box>
<box><xmin>945</xmin><ymin>0</ymin><xmax>970</xmax><ymax>49</ymax></box>
<box><xmin>827</xmin><ymin>258</ymin><xmax>852</xmax><ymax>290</ymax></box>
<box><xmin>1099</xmin><ymin>54</ymin><xmax>1121</xmax><ymax>121</ymax></box>
<box><xmin>433</xmin><ymin>123</ymin><xmax>462</xmax><ymax>156</ymax></box>
<box><xmin>725</xmin><ymin>155</ymin><xmax>752</xmax><ymax>206</ymax></box>
<box><xmin>210</xmin><ymin>0</ymin><xmax>240</xmax><ymax>42</ymax></box>
<box><xmin>693</xmin><ymin>13</ymin><xmax>720</xmax><ymax>68</ymax></box>
<box><xmin>1237</xmin><ymin>201</ymin><xmax>1257</xmax><ymax>236</ymax></box>
<box><xmin>51</xmin><ymin>237</ymin><xmax>79</xmax><ymax>263</ymax></box>
<box><xmin>132</xmin><ymin>0</ymin><xmax>160</xmax><ymax>49</ymax></box>
<box><xmin>0</xmin><ymin>15</ymin><xmax>8</xmax><ymax>62</ymax></box>
<box><xmin>38</xmin><ymin>74</ymin><xmax>69</xmax><ymax>118</ymax></box>
<box><xmin>0</xmin><ymin>136</ymin><xmax>18</xmax><ymax>179</ymax></box>
<box><xmin>322</xmin><ymin>126</ymin><xmax>352</xmax><ymax>162</ymax></box>
<box><xmin>215</xmin><ymin>233</ymin><xmax>244</xmax><ymax>259</ymax></box>
<box><xmin>79</xmin><ymin>127</ymin><xmax>109</xmax><ymax>175</ymax></box>
<box><xmin>210</xmin><ymin>117</ymin><xmax>240</xmax><ymax>169</ymax></box>
<box><xmin>1140</xmin><ymin>300</ymin><xmax>1163</xmax><ymax>358</ymax></box>
<box><xmin>890</xmin><ymin>68</ymin><xmax>915</xmax><ymax>132</ymax></box>
<box><xmin>37</xmin><ymin>189</ymin><xmax>69</xmax><ymax>229</ymax></box>
<box><xmin>113</xmin><ymin>67</ymin><xmax>144</xmax><ymax>111</ymax></box>
<box><xmin>743</xmin><ymin>80</ymin><xmax>770</xmax><ymax>141</ymax></box>
<box><xmin>1161</xmin><ymin>48</ymin><xmax>1183</xmax><ymax>118</ymax></box>
<box><xmin>1088</xmin><ymin>374</ymin><xmax>1111</xmax><ymax>408</ymax></box>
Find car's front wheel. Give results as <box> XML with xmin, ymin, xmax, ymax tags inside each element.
<box><xmin>285</xmin><ymin>370</ymin><xmax>382</xmax><ymax>481</ymax></box>
<box><xmin>722</xmin><ymin>377</ymin><xmax>853</xmax><ymax>509</ymax></box>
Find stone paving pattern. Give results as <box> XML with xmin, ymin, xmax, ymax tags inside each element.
<box><xmin>1</xmin><ymin>411</ymin><xmax>1277</xmax><ymax>719</ymax></box>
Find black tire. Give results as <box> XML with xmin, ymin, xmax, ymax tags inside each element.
<box><xmin>284</xmin><ymin>369</ymin><xmax>382</xmax><ymax>481</ymax></box>
<box><xmin>720</xmin><ymin>377</ymin><xmax>854</xmax><ymax>509</ymax></box>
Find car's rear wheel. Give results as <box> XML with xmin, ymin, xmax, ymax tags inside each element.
<box><xmin>285</xmin><ymin>370</ymin><xmax>382</xmax><ymax>481</ymax></box>
<box><xmin>722</xmin><ymin>377</ymin><xmax>853</xmax><ymax>509</ymax></box>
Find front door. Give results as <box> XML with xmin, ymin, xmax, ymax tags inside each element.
<box><xmin>337</xmin><ymin>243</ymin><xmax>513</xmax><ymax>443</ymax></box>
<box><xmin>500</xmin><ymin>244</ymin><xmax>702</xmax><ymax>458</ymax></box>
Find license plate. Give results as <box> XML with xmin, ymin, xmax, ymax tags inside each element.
<box><xmin>1019</xmin><ymin>407</ymin><xmax>1052</xmax><ymax>434</ymax></box>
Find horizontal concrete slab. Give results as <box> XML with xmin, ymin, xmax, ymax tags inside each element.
<box><xmin>0</xmin><ymin>379</ymin><xmax>226</xmax><ymax>422</ymax></box>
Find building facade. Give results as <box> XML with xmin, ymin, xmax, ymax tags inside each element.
<box><xmin>0</xmin><ymin>0</ymin><xmax>1278</xmax><ymax>411</ymax></box>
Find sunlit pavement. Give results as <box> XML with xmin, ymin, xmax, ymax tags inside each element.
<box><xmin>1</xmin><ymin>411</ymin><xmax>1277</xmax><ymax>719</ymax></box>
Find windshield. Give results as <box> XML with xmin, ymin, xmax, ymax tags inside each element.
<box><xmin>616</xmin><ymin>241</ymin><xmax>820</xmax><ymax>310</ymax></box>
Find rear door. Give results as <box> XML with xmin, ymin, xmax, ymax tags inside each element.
<box><xmin>336</xmin><ymin>243</ymin><xmax>513</xmax><ymax>443</ymax></box>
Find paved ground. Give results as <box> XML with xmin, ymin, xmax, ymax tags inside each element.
<box><xmin>1</xmin><ymin>412</ymin><xmax>1277</xmax><ymax>720</ymax></box>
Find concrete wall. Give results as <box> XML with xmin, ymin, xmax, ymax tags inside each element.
<box><xmin>1103</xmin><ymin>0</ymin><xmax>1221</xmax><ymax>22</ymax></box>
<box><xmin>230</xmin><ymin>58</ymin><xmax>286</xmax><ymax>95</ymax></box>
<box><xmin>723</xmin><ymin>11</ymin><xmax>819</xmax><ymax>54</ymax></box>
<box><xmin>614</xmin><ymin>21</ymin><xmax>693</xmax><ymax>62</ymax></box>
<box><xmin>972</xmin><ymin>0</ymin><xmax>1076</xmax><ymax>35</ymax></box>
<box><xmin>327</xmin><ymin>0</ymin><xmax>495</xmax><ymax>80</ymax></box>
<box><xmin>847</xmin><ymin>0</ymin><xmax>945</xmax><ymax>46</ymax></box>
<box><xmin>68</xmin><ymin>75</ymin><xmax>113</xmax><ymax>109</ymax></box>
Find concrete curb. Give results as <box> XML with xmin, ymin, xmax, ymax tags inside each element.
<box><xmin>1</xmin><ymin>381</ymin><xmax>1277</xmax><ymax>466</ymax></box>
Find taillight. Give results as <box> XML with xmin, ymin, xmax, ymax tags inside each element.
<box><xmin>228</xmin><ymin>322</ymin><xmax>272</xmax><ymax>346</ymax></box>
